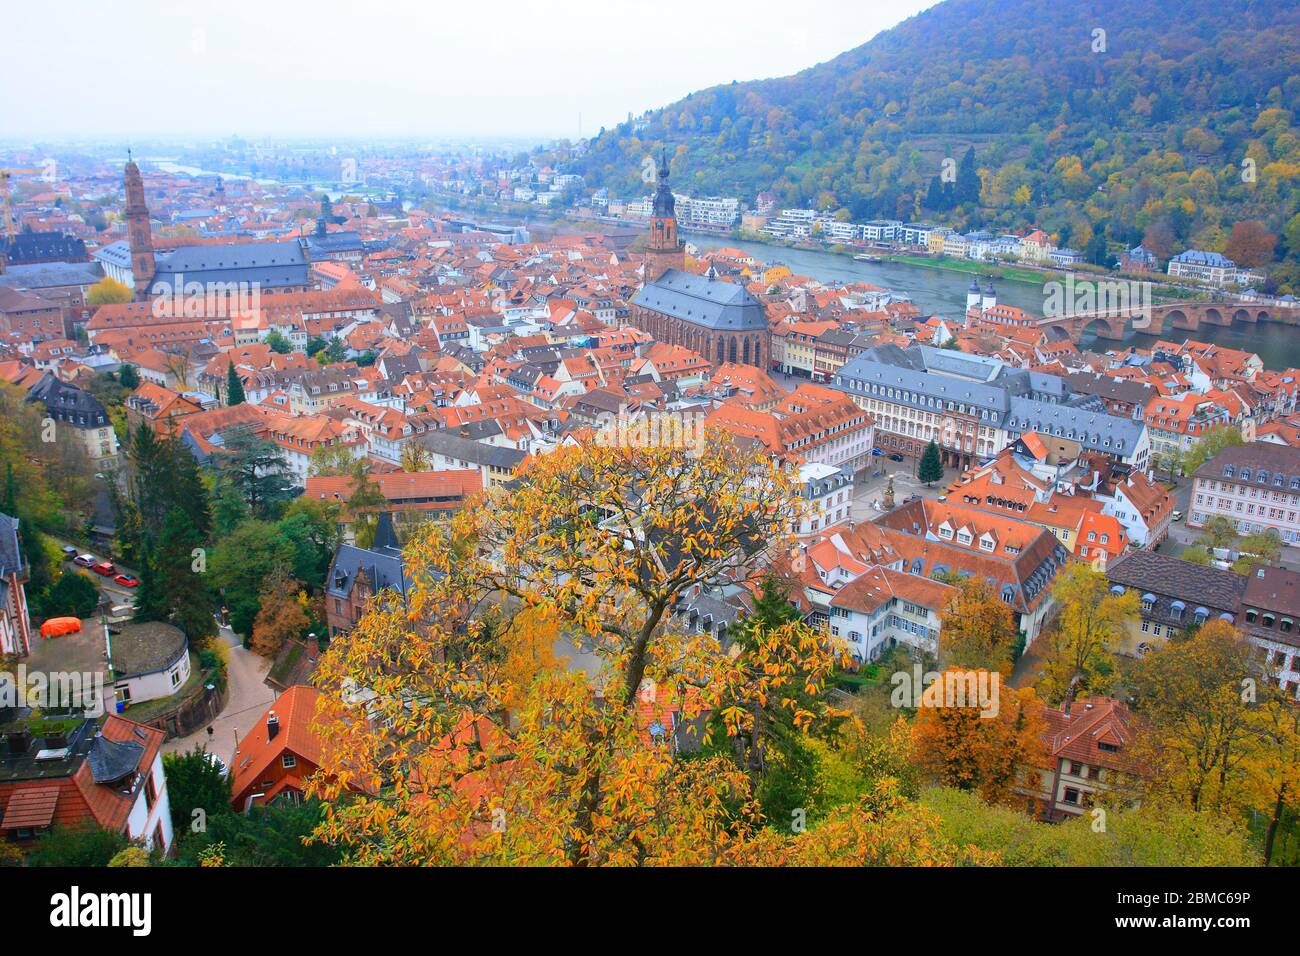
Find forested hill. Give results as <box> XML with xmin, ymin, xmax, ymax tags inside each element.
<box><xmin>567</xmin><ymin>0</ymin><xmax>1300</xmax><ymax>282</ymax></box>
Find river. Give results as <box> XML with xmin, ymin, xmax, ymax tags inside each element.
<box><xmin>687</xmin><ymin>234</ymin><xmax>1300</xmax><ymax>370</ymax></box>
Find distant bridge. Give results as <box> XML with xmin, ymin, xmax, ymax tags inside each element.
<box><xmin>1038</xmin><ymin>299</ymin><xmax>1300</xmax><ymax>341</ymax></box>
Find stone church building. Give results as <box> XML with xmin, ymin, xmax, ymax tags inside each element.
<box><xmin>629</xmin><ymin>153</ymin><xmax>769</xmax><ymax>369</ymax></box>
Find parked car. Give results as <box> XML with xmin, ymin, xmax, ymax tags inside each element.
<box><xmin>73</xmin><ymin>554</ymin><xmax>95</xmax><ymax>568</ymax></box>
<box><xmin>113</xmin><ymin>573</ymin><xmax>139</xmax><ymax>588</ymax></box>
<box><xmin>91</xmin><ymin>561</ymin><xmax>116</xmax><ymax>576</ymax></box>
<box><xmin>1171</xmin><ymin>510</ymin><xmax>1184</xmax><ymax>522</ymax></box>
<box><xmin>888</xmin><ymin>453</ymin><xmax>905</xmax><ymax>462</ymax></box>
<box><xmin>60</xmin><ymin>545</ymin><xmax>78</xmax><ymax>558</ymax></box>
<box><xmin>204</xmin><ymin>752</ymin><xmax>229</xmax><ymax>778</ymax></box>
<box><xmin>903</xmin><ymin>494</ymin><xmax>920</xmax><ymax>504</ymax></box>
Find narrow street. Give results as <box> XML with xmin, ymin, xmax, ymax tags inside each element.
<box><xmin>162</xmin><ymin>625</ymin><xmax>275</xmax><ymax>769</ymax></box>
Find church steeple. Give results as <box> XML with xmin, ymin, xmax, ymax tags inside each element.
<box><xmin>652</xmin><ymin>148</ymin><xmax>675</xmax><ymax>218</ymax></box>
<box><xmin>645</xmin><ymin>148</ymin><xmax>683</xmax><ymax>279</ymax></box>
<box><xmin>124</xmin><ymin>152</ymin><xmax>155</xmax><ymax>300</ymax></box>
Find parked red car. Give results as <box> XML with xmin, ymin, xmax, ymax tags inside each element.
<box><xmin>91</xmin><ymin>561</ymin><xmax>116</xmax><ymax>576</ymax></box>
<box><xmin>113</xmin><ymin>573</ymin><xmax>138</xmax><ymax>588</ymax></box>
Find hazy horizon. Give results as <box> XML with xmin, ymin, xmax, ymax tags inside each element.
<box><xmin>2</xmin><ymin>0</ymin><xmax>940</xmax><ymax>142</ymax></box>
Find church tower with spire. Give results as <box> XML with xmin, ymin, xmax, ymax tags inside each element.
<box><xmin>123</xmin><ymin>151</ymin><xmax>156</xmax><ymax>300</ymax></box>
<box><xmin>645</xmin><ymin>148</ymin><xmax>684</xmax><ymax>279</ymax></box>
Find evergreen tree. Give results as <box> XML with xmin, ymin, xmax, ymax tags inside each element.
<box><xmin>956</xmin><ymin>146</ymin><xmax>980</xmax><ymax>205</ymax></box>
<box><xmin>21</xmin><ymin>526</ymin><xmax>54</xmax><ymax>622</ymax></box>
<box><xmin>118</xmin><ymin>364</ymin><xmax>140</xmax><ymax>390</ymax></box>
<box><xmin>925</xmin><ymin>174</ymin><xmax>946</xmax><ymax>211</ymax></box>
<box><xmin>1086</xmin><ymin>228</ymin><xmax>1110</xmax><ymax>266</ymax></box>
<box><xmin>132</xmin><ymin>552</ymin><xmax>169</xmax><ymax>623</ymax></box>
<box><xmin>226</xmin><ymin>361</ymin><xmax>246</xmax><ymax>406</ymax></box>
<box><xmin>156</xmin><ymin>507</ymin><xmax>216</xmax><ymax>645</ymax></box>
<box><xmin>164</xmin><ymin>433</ymin><xmax>212</xmax><ymax>540</ymax></box>
<box><xmin>918</xmin><ymin>440</ymin><xmax>944</xmax><ymax>486</ymax></box>
<box><xmin>44</xmin><ymin>571</ymin><xmax>99</xmax><ymax>619</ymax></box>
<box><xmin>738</xmin><ymin>571</ymin><xmax>801</xmax><ymax>641</ymax></box>
<box><xmin>217</xmin><ymin>427</ymin><xmax>295</xmax><ymax>518</ymax></box>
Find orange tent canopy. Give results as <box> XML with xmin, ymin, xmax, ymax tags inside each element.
<box><xmin>40</xmin><ymin>617</ymin><xmax>82</xmax><ymax>639</ymax></box>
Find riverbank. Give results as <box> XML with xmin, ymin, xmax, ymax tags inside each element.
<box><xmin>881</xmin><ymin>253</ymin><xmax>1047</xmax><ymax>287</ymax></box>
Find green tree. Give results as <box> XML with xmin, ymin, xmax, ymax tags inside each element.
<box><xmin>1234</xmin><ymin>530</ymin><xmax>1282</xmax><ymax>574</ymax></box>
<box><xmin>225</xmin><ymin>361</ymin><xmax>246</xmax><ymax>406</ymax></box>
<box><xmin>209</xmin><ymin>519</ymin><xmax>296</xmax><ymax>638</ymax></box>
<box><xmin>216</xmin><ymin>427</ymin><xmax>295</xmax><ymax>518</ymax></box>
<box><xmin>176</xmin><ymin>799</ymin><xmax>344</xmax><ymax>867</ymax></box>
<box><xmin>263</xmin><ymin>330</ymin><xmax>292</xmax><ymax>354</ymax></box>
<box><xmin>43</xmin><ymin>570</ymin><xmax>99</xmax><ymax>619</ymax></box>
<box><xmin>163</xmin><ymin>746</ymin><xmax>233</xmax><ymax>837</ymax></box>
<box><xmin>918</xmin><ymin>440</ymin><xmax>943</xmax><ymax>486</ymax></box>
<box><xmin>346</xmin><ymin>462</ymin><xmax>387</xmax><ymax>549</ymax></box>
<box><xmin>118</xmin><ymin>364</ymin><xmax>140</xmax><ymax>390</ymax></box>
<box><xmin>277</xmin><ymin>498</ymin><xmax>342</xmax><ymax>587</ymax></box>
<box><xmin>1184</xmin><ymin>426</ymin><xmax>1244</xmax><ymax>478</ymax></box>
<box><xmin>156</xmin><ymin>506</ymin><xmax>216</xmax><ymax>645</ymax></box>
<box><xmin>1198</xmin><ymin>515</ymin><xmax>1239</xmax><ymax>553</ymax></box>
<box><xmin>25</xmin><ymin>822</ymin><xmax>130</xmax><ymax>867</ymax></box>
<box><xmin>210</xmin><ymin>476</ymin><xmax>250</xmax><ymax>537</ymax></box>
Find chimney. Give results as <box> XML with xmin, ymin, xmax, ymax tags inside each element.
<box><xmin>267</xmin><ymin>712</ymin><xmax>280</xmax><ymax>741</ymax></box>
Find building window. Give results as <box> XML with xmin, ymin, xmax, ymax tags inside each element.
<box><xmin>282</xmin><ymin>754</ymin><xmax>297</xmax><ymax>769</ymax></box>
<box><xmin>1063</xmin><ymin>787</ymin><xmax>1080</xmax><ymax>805</ymax></box>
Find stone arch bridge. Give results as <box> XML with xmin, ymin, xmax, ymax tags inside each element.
<box><xmin>1040</xmin><ymin>300</ymin><xmax>1299</xmax><ymax>341</ymax></box>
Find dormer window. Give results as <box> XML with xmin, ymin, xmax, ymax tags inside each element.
<box><xmin>1223</xmin><ymin>465</ymin><xmax>1235</xmax><ymax>478</ymax></box>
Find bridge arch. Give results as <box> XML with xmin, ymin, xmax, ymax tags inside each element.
<box><xmin>1081</xmin><ymin>316</ymin><xmax>1126</xmax><ymax>341</ymax></box>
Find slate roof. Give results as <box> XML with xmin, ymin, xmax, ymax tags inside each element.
<box><xmin>86</xmin><ymin>733</ymin><xmax>145</xmax><ymax>785</ymax></box>
<box><xmin>834</xmin><ymin>345</ymin><xmax>1146</xmax><ymax>457</ymax></box>
<box><xmin>0</xmin><ymin>261</ymin><xmax>102</xmax><ymax>290</ymax></box>
<box><xmin>4</xmin><ymin>231</ymin><xmax>87</xmax><ymax>265</ymax></box>
<box><xmin>1106</xmin><ymin>550</ymin><xmax>1246</xmax><ymax>623</ymax></box>
<box><xmin>631</xmin><ymin>268</ymin><xmax>766</xmax><ymax>331</ymax></box>
<box><xmin>26</xmin><ymin>372</ymin><xmax>111</xmax><ymax>429</ymax></box>
<box><xmin>0</xmin><ymin>513</ymin><xmax>23</xmax><ymax>579</ymax></box>
<box><xmin>110</xmin><ymin>621</ymin><xmax>188</xmax><ymax>679</ymax></box>
<box><xmin>415</xmin><ymin>429</ymin><xmax>528</xmax><ymax>470</ymax></box>
<box><xmin>1194</xmin><ymin>442</ymin><xmax>1300</xmax><ymax>488</ymax></box>
<box><xmin>326</xmin><ymin>512</ymin><xmax>409</xmax><ymax>600</ymax></box>
<box><xmin>306</xmin><ymin>230</ymin><xmax>366</xmax><ymax>258</ymax></box>
<box><xmin>149</xmin><ymin>239</ymin><xmax>309</xmax><ymax>293</ymax></box>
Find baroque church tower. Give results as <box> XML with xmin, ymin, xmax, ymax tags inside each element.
<box><xmin>645</xmin><ymin>149</ymin><xmax>684</xmax><ymax>279</ymax></box>
<box><xmin>124</xmin><ymin>151</ymin><xmax>156</xmax><ymax>300</ymax></box>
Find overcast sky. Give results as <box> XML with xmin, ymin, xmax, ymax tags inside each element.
<box><xmin>4</xmin><ymin>0</ymin><xmax>940</xmax><ymax>142</ymax></box>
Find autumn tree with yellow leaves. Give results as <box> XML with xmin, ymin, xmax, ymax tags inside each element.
<box><xmin>1038</xmin><ymin>564</ymin><xmax>1138</xmax><ymax>704</ymax></box>
<box><xmin>910</xmin><ymin>672</ymin><xmax>1047</xmax><ymax>810</ymax></box>
<box><xmin>939</xmin><ymin>578</ymin><xmax>1019</xmax><ymax>673</ymax></box>
<box><xmin>307</xmin><ymin>432</ymin><xmax>894</xmax><ymax>865</ymax></box>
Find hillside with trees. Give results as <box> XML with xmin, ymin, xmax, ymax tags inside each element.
<box><xmin>569</xmin><ymin>0</ymin><xmax>1300</xmax><ymax>289</ymax></box>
